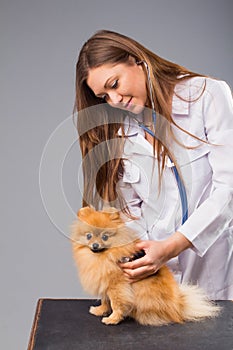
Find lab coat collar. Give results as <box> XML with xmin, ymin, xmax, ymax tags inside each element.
<box><xmin>117</xmin><ymin>114</ymin><xmax>155</xmax><ymax>157</ymax></box>
<box><xmin>117</xmin><ymin>114</ymin><xmax>144</xmax><ymax>137</ymax></box>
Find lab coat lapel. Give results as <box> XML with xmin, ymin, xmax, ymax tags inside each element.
<box><xmin>124</xmin><ymin>133</ymin><xmax>155</xmax><ymax>157</ymax></box>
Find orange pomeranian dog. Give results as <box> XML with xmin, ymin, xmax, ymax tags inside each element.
<box><xmin>71</xmin><ymin>206</ymin><xmax>220</xmax><ymax>326</ymax></box>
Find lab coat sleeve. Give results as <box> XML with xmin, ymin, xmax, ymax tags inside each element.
<box><xmin>177</xmin><ymin>79</ymin><xmax>233</xmax><ymax>257</ymax></box>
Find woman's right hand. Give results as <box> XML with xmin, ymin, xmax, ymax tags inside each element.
<box><xmin>119</xmin><ymin>232</ymin><xmax>192</xmax><ymax>282</ymax></box>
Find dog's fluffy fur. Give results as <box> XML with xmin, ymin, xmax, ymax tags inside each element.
<box><xmin>71</xmin><ymin>206</ymin><xmax>220</xmax><ymax>326</ymax></box>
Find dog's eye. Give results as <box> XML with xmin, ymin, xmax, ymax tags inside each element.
<box><xmin>86</xmin><ymin>233</ymin><xmax>92</xmax><ymax>240</ymax></box>
<box><xmin>102</xmin><ymin>234</ymin><xmax>109</xmax><ymax>241</ymax></box>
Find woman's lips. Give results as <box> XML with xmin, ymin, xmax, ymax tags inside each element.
<box><xmin>124</xmin><ymin>97</ymin><xmax>133</xmax><ymax>109</ymax></box>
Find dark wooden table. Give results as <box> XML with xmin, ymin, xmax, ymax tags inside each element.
<box><xmin>28</xmin><ymin>299</ymin><xmax>233</xmax><ymax>350</ymax></box>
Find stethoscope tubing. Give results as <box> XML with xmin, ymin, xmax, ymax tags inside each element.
<box><xmin>130</xmin><ymin>61</ymin><xmax>188</xmax><ymax>224</ymax></box>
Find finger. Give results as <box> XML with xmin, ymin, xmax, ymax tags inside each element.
<box><xmin>123</xmin><ymin>265</ymin><xmax>153</xmax><ymax>279</ymax></box>
<box><xmin>120</xmin><ymin>256</ymin><xmax>148</xmax><ymax>270</ymax></box>
<box><xmin>118</xmin><ymin>261</ymin><xmax>132</xmax><ymax>269</ymax></box>
<box><xmin>135</xmin><ymin>240</ymin><xmax>150</xmax><ymax>251</ymax></box>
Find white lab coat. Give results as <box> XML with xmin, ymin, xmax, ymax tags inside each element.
<box><xmin>118</xmin><ymin>77</ymin><xmax>233</xmax><ymax>299</ymax></box>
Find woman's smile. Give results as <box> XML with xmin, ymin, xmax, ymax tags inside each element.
<box><xmin>124</xmin><ymin>96</ymin><xmax>133</xmax><ymax>109</ymax></box>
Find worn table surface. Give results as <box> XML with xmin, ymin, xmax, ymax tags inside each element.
<box><xmin>28</xmin><ymin>299</ymin><xmax>233</xmax><ymax>350</ymax></box>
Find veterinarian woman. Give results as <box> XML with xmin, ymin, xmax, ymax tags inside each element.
<box><xmin>74</xmin><ymin>30</ymin><xmax>233</xmax><ymax>299</ymax></box>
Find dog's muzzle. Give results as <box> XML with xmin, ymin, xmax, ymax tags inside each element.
<box><xmin>91</xmin><ymin>243</ymin><xmax>105</xmax><ymax>253</ymax></box>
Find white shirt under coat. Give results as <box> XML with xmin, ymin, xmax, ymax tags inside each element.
<box><xmin>118</xmin><ymin>77</ymin><xmax>233</xmax><ymax>300</ymax></box>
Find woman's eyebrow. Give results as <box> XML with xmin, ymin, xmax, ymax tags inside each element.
<box><xmin>104</xmin><ymin>76</ymin><xmax>114</xmax><ymax>88</ymax></box>
<box><xmin>95</xmin><ymin>76</ymin><xmax>114</xmax><ymax>97</ymax></box>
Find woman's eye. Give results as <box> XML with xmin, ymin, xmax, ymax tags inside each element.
<box><xmin>111</xmin><ymin>80</ymin><xmax>118</xmax><ymax>89</ymax></box>
<box><xmin>99</xmin><ymin>80</ymin><xmax>118</xmax><ymax>101</ymax></box>
<box><xmin>102</xmin><ymin>234</ymin><xmax>109</xmax><ymax>241</ymax></box>
<box><xmin>86</xmin><ymin>233</ymin><xmax>92</xmax><ymax>240</ymax></box>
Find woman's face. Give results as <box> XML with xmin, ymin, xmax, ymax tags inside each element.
<box><xmin>86</xmin><ymin>57</ymin><xmax>148</xmax><ymax>115</ymax></box>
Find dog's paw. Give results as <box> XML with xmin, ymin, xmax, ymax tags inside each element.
<box><xmin>89</xmin><ymin>305</ymin><xmax>109</xmax><ymax>317</ymax></box>
<box><xmin>101</xmin><ymin>315</ymin><xmax>122</xmax><ymax>325</ymax></box>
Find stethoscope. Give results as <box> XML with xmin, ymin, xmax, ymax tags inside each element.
<box><xmin>129</xmin><ymin>60</ymin><xmax>188</xmax><ymax>224</ymax></box>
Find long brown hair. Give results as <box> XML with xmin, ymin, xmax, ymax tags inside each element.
<box><xmin>74</xmin><ymin>29</ymin><xmax>206</xmax><ymax>215</ymax></box>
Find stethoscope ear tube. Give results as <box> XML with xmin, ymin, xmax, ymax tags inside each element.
<box><xmin>137</xmin><ymin>60</ymin><xmax>156</xmax><ymax>113</ymax></box>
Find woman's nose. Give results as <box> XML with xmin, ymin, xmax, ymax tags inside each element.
<box><xmin>108</xmin><ymin>91</ymin><xmax>123</xmax><ymax>105</ymax></box>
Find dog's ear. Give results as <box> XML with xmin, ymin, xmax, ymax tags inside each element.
<box><xmin>77</xmin><ymin>206</ymin><xmax>95</xmax><ymax>219</ymax></box>
<box><xmin>102</xmin><ymin>206</ymin><xmax>120</xmax><ymax>221</ymax></box>
<box><xmin>109</xmin><ymin>211</ymin><xmax>120</xmax><ymax>221</ymax></box>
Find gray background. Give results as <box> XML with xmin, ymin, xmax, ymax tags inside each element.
<box><xmin>1</xmin><ymin>0</ymin><xmax>232</xmax><ymax>349</ymax></box>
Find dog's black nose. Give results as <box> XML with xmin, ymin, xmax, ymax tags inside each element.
<box><xmin>92</xmin><ymin>243</ymin><xmax>99</xmax><ymax>251</ymax></box>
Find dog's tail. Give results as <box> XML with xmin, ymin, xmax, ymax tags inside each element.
<box><xmin>180</xmin><ymin>284</ymin><xmax>221</xmax><ymax>321</ymax></box>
